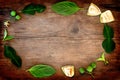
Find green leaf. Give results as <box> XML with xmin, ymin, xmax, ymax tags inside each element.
<box><xmin>34</xmin><ymin>4</ymin><xmax>46</xmax><ymax>13</ymax></box>
<box><xmin>4</xmin><ymin>45</ymin><xmax>22</xmax><ymax>67</ymax></box>
<box><xmin>90</xmin><ymin>62</ymin><xmax>96</xmax><ymax>69</ymax></box>
<box><xmin>103</xmin><ymin>24</ymin><xmax>114</xmax><ymax>38</ymax></box>
<box><xmin>79</xmin><ymin>67</ymin><xmax>85</xmax><ymax>74</ymax></box>
<box><xmin>97</xmin><ymin>52</ymin><xmax>105</xmax><ymax>61</ymax></box>
<box><xmin>102</xmin><ymin>38</ymin><xmax>115</xmax><ymax>53</ymax></box>
<box><xmin>22</xmin><ymin>4</ymin><xmax>36</xmax><ymax>15</ymax></box>
<box><xmin>11</xmin><ymin>55</ymin><xmax>22</xmax><ymax>67</ymax></box>
<box><xmin>4</xmin><ymin>35</ymin><xmax>14</xmax><ymax>41</ymax></box>
<box><xmin>28</xmin><ymin>64</ymin><xmax>56</xmax><ymax>78</ymax></box>
<box><xmin>3</xmin><ymin>29</ymin><xmax>8</xmax><ymax>40</ymax></box>
<box><xmin>22</xmin><ymin>3</ymin><xmax>46</xmax><ymax>15</ymax></box>
<box><xmin>52</xmin><ymin>1</ymin><xmax>80</xmax><ymax>16</ymax></box>
<box><xmin>86</xmin><ymin>66</ymin><xmax>93</xmax><ymax>73</ymax></box>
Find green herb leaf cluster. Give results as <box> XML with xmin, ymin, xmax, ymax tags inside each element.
<box><xmin>79</xmin><ymin>62</ymin><xmax>96</xmax><ymax>78</ymax></box>
<box><xmin>97</xmin><ymin>52</ymin><xmax>109</xmax><ymax>65</ymax></box>
<box><xmin>27</xmin><ymin>64</ymin><xmax>56</xmax><ymax>78</ymax></box>
<box><xmin>52</xmin><ymin>1</ymin><xmax>80</xmax><ymax>16</ymax></box>
<box><xmin>22</xmin><ymin>3</ymin><xmax>46</xmax><ymax>15</ymax></box>
<box><xmin>3</xmin><ymin>29</ymin><xmax>14</xmax><ymax>41</ymax></box>
<box><xmin>4</xmin><ymin>45</ymin><xmax>22</xmax><ymax>67</ymax></box>
<box><xmin>102</xmin><ymin>24</ymin><xmax>115</xmax><ymax>53</ymax></box>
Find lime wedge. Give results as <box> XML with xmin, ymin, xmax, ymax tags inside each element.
<box><xmin>87</xmin><ymin>3</ymin><xmax>101</xmax><ymax>16</ymax></box>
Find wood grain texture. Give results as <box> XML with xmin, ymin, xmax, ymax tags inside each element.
<box><xmin>0</xmin><ymin>0</ymin><xmax>120</xmax><ymax>80</ymax></box>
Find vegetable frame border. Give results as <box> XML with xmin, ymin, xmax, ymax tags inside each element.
<box><xmin>2</xmin><ymin>1</ymin><xmax>115</xmax><ymax>79</ymax></box>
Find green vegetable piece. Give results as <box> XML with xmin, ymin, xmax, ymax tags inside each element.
<box><xmin>102</xmin><ymin>38</ymin><xmax>115</xmax><ymax>53</ymax></box>
<box><xmin>22</xmin><ymin>3</ymin><xmax>46</xmax><ymax>15</ymax></box>
<box><xmin>10</xmin><ymin>10</ymin><xmax>16</xmax><ymax>16</ymax></box>
<box><xmin>79</xmin><ymin>67</ymin><xmax>85</xmax><ymax>74</ymax></box>
<box><xmin>90</xmin><ymin>62</ymin><xmax>96</xmax><ymax>69</ymax></box>
<box><xmin>28</xmin><ymin>64</ymin><xmax>56</xmax><ymax>78</ymax></box>
<box><xmin>86</xmin><ymin>66</ymin><xmax>93</xmax><ymax>73</ymax></box>
<box><xmin>15</xmin><ymin>15</ymin><xmax>21</xmax><ymax>20</ymax></box>
<box><xmin>103</xmin><ymin>24</ymin><xmax>114</xmax><ymax>38</ymax></box>
<box><xmin>4</xmin><ymin>35</ymin><xmax>14</xmax><ymax>41</ymax></box>
<box><xmin>4</xmin><ymin>45</ymin><xmax>22</xmax><ymax>67</ymax></box>
<box><xmin>52</xmin><ymin>1</ymin><xmax>80</xmax><ymax>16</ymax></box>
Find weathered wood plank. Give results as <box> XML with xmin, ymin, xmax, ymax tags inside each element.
<box><xmin>0</xmin><ymin>0</ymin><xmax>120</xmax><ymax>80</ymax></box>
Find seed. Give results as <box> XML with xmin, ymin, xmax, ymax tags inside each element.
<box><xmin>10</xmin><ymin>10</ymin><xmax>16</xmax><ymax>17</ymax></box>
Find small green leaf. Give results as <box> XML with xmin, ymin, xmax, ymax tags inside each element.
<box><xmin>86</xmin><ymin>66</ymin><xmax>93</xmax><ymax>73</ymax></box>
<box><xmin>79</xmin><ymin>67</ymin><xmax>85</xmax><ymax>74</ymax></box>
<box><xmin>28</xmin><ymin>64</ymin><xmax>56</xmax><ymax>78</ymax></box>
<box><xmin>102</xmin><ymin>38</ymin><xmax>115</xmax><ymax>53</ymax></box>
<box><xmin>101</xmin><ymin>52</ymin><xmax>105</xmax><ymax>59</ymax></box>
<box><xmin>97</xmin><ymin>52</ymin><xmax>105</xmax><ymax>61</ymax></box>
<box><xmin>3</xmin><ymin>29</ymin><xmax>8</xmax><ymax>40</ymax></box>
<box><xmin>90</xmin><ymin>62</ymin><xmax>96</xmax><ymax>69</ymax></box>
<box><xmin>4</xmin><ymin>45</ymin><xmax>22</xmax><ymax>67</ymax></box>
<box><xmin>97</xmin><ymin>58</ymin><xmax>104</xmax><ymax>61</ymax></box>
<box><xmin>4</xmin><ymin>35</ymin><xmax>14</xmax><ymax>41</ymax></box>
<box><xmin>103</xmin><ymin>24</ymin><xmax>114</xmax><ymax>38</ymax></box>
<box><xmin>52</xmin><ymin>1</ymin><xmax>80</xmax><ymax>16</ymax></box>
<box><xmin>22</xmin><ymin>3</ymin><xmax>46</xmax><ymax>15</ymax></box>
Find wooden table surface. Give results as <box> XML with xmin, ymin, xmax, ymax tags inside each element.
<box><xmin>0</xmin><ymin>0</ymin><xmax>120</xmax><ymax>80</ymax></box>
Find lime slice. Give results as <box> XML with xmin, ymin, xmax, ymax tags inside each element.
<box><xmin>87</xmin><ymin>3</ymin><xmax>101</xmax><ymax>16</ymax></box>
<box><xmin>61</xmin><ymin>65</ymin><xmax>74</xmax><ymax>77</ymax></box>
<box><xmin>100</xmin><ymin>10</ymin><xmax>115</xmax><ymax>23</ymax></box>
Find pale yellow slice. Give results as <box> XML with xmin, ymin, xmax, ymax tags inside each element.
<box><xmin>87</xmin><ymin>3</ymin><xmax>101</xmax><ymax>16</ymax></box>
<box><xmin>100</xmin><ymin>10</ymin><xmax>115</xmax><ymax>23</ymax></box>
<box><xmin>61</xmin><ymin>65</ymin><xmax>74</xmax><ymax>77</ymax></box>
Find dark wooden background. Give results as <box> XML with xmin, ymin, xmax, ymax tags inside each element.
<box><xmin>0</xmin><ymin>0</ymin><xmax>120</xmax><ymax>80</ymax></box>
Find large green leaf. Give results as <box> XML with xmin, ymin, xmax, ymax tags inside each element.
<box><xmin>103</xmin><ymin>24</ymin><xmax>114</xmax><ymax>38</ymax></box>
<box><xmin>28</xmin><ymin>64</ymin><xmax>56</xmax><ymax>78</ymax></box>
<box><xmin>4</xmin><ymin>45</ymin><xmax>22</xmax><ymax>67</ymax></box>
<box><xmin>52</xmin><ymin>1</ymin><xmax>80</xmax><ymax>16</ymax></box>
<box><xmin>22</xmin><ymin>3</ymin><xmax>46</xmax><ymax>15</ymax></box>
<box><xmin>102</xmin><ymin>39</ymin><xmax>115</xmax><ymax>53</ymax></box>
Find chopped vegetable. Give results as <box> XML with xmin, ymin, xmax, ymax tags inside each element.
<box><xmin>61</xmin><ymin>65</ymin><xmax>74</xmax><ymax>77</ymax></box>
<box><xmin>100</xmin><ymin>10</ymin><xmax>115</xmax><ymax>23</ymax></box>
<box><xmin>87</xmin><ymin>3</ymin><xmax>101</xmax><ymax>16</ymax></box>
